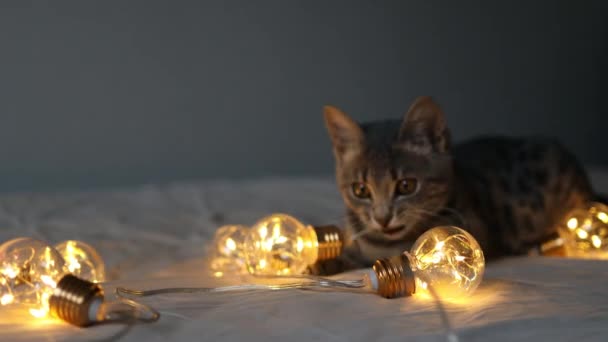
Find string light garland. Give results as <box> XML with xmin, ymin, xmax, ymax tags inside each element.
<box><xmin>0</xmin><ymin>219</ymin><xmax>483</xmax><ymax>342</ymax></box>
<box><xmin>0</xmin><ymin>237</ymin><xmax>159</xmax><ymax>327</ymax></box>
<box><xmin>0</xmin><ymin>218</ymin><xmax>486</xmax><ymax>342</ymax></box>
<box><xmin>127</xmin><ymin>227</ymin><xmax>486</xmax><ymax>302</ymax></box>
<box><xmin>119</xmin><ymin>226</ymin><xmax>481</xmax><ymax>342</ymax></box>
<box><xmin>126</xmin><ymin>226</ymin><xmax>485</xmax><ymax>301</ymax></box>
<box><xmin>209</xmin><ymin>218</ymin><xmax>485</xmax><ymax>301</ymax></box>
<box><xmin>531</xmin><ymin>202</ymin><xmax>608</xmax><ymax>258</ymax></box>
<box><xmin>212</xmin><ymin>213</ymin><xmax>343</xmax><ymax>276</ymax></box>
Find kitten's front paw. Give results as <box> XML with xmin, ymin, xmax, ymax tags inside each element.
<box><xmin>306</xmin><ymin>258</ymin><xmax>348</xmax><ymax>276</ymax></box>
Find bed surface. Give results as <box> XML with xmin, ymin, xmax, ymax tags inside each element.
<box><xmin>1</xmin><ymin>170</ymin><xmax>608</xmax><ymax>341</ymax></box>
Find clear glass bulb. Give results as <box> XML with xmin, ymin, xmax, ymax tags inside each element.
<box><xmin>210</xmin><ymin>224</ymin><xmax>250</xmax><ymax>276</ymax></box>
<box><xmin>245</xmin><ymin>214</ymin><xmax>319</xmax><ymax>275</ymax></box>
<box><xmin>558</xmin><ymin>202</ymin><xmax>608</xmax><ymax>257</ymax></box>
<box><xmin>367</xmin><ymin>226</ymin><xmax>485</xmax><ymax>300</ymax></box>
<box><xmin>410</xmin><ymin>226</ymin><xmax>485</xmax><ymax>299</ymax></box>
<box><xmin>0</xmin><ymin>237</ymin><xmax>67</xmax><ymax>318</ymax></box>
<box><xmin>54</xmin><ymin>240</ymin><xmax>106</xmax><ymax>283</ymax></box>
<box><xmin>0</xmin><ymin>238</ymin><xmax>145</xmax><ymax>327</ymax></box>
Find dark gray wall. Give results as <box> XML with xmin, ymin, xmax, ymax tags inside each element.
<box><xmin>0</xmin><ymin>1</ymin><xmax>606</xmax><ymax>193</ymax></box>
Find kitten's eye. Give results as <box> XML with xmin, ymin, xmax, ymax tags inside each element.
<box><xmin>351</xmin><ymin>182</ymin><xmax>371</xmax><ymax>199</ymax></box>
<box><xmin>396</xmin><ymin>178</ymin><xmax>418</xmax><ymax>196</ymax></box>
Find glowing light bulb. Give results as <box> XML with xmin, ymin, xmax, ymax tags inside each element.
<box><xmin>0</xmin><ymin>238</ymin><xmax>158</xmax><ymax>326</ymax></box>
<box><xmin>244</xmin><ymin>213</ymin><xmax>343</xmax><ymax>275</ymax></box>
<box><xmin>210</xmin><ymin>225</ymin><xmax>249</xmax><ymax>275</ymax></box>
<box><xmin>0</xmin><ymin>238</ymin><xmax>117</xmax><ymax>326</ymax></box>
<box><xmin>54</xmin><ymin>240</ymin><xmax>105</xmax><ymax>283</ymax></box>
<box><xmin>552</xmin><ymin>202</ymin><xmax>608</xmax><ymax>258</ymax></box>
<box><xmin>366</xmin><ymin>226</ymin><xmax>485</xmax><ymax>300</ymax></box>
<box><xmin>0</xmin><ymin>238</ymin><xmax>67</xmax><ymax>318</ymax></box>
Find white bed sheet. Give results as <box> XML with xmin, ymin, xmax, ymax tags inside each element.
<box><xmin>1</xmin><ymin>170</ymin><xmax>608</xmax><ymax>341</ymax></box>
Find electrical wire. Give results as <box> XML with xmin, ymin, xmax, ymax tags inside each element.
<box><xmin>115</xmin><ymin>271</ymin><xmax>456</xmax><ymax>342</ymax></box>
<box><xmin>115</xmin><ymin>276</ymin><xmax>365</xmax><ymax>298</ymax></box>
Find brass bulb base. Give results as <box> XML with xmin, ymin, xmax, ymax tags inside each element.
<box><xmin>313</xmin><ymin>225</ymin><xmax>343</xmax><ymax>261</ymax></box>
<box><xmin>49</xmin><ymin>274</ymin><xmax>104</xmax><ymax>327</ymax></box>
<box><xmin>371</xmin><ymin>253</ymin><xmax>416</xmax><ymax>298</ymax></box>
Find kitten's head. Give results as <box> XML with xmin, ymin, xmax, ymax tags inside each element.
<box><xmin>324</xmin><ymin>96</ymin><xmax>453</xmax><ymax>242</ymax></box>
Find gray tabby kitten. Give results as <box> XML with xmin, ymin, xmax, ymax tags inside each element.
<box><xmin>310</xmin><ymin>96</ymin><xmax>594</xmax><ymax>275</ymax></box>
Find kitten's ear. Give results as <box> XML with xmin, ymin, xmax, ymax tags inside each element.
<box><xmin>399</xmin><ymin>96</ymin><xmax>450</xmax><ymax>153</ymax></box>
<box><xmin>323</xmin><ymin>105</ymin><xmax>364</xmax><ymax>158</ymax></box>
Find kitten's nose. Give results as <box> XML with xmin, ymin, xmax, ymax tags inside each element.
<box><xmin>373</xmin><ymin>214</ymin><xmax>391</xmax><ymax>228</ymax></box>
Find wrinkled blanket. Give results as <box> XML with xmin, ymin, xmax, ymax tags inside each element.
<box><xmin>1</xmin><ymin>171</ymin><xmax>608</xmax><ymax>341</ymax></box>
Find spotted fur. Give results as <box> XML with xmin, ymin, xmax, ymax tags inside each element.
<box><xmin>309</xmin><ymin>96</ymin><xmax>593</xmax><ymax>275</ymax></box>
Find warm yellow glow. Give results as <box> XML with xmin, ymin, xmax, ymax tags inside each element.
<box><xmin>411</xmin><ymin>226</ymin><xmax>485</xmax><ymax>300</ymax></box>
<box><xmin>29</xmin><ymin>292</ymin><xmax>52</xmax><ymax>318</ymax></box>
<box><xmin>44</xmin><ymin>247</ymin><xmax>56</xmax><ymax>269</ymax></box>
<box><xmin>210</xmin><ymin>225</ymin><xmax>249</xmax><ymax>274</ymax></box>
<box><xmin>598</xmin><ymin>212</ymin><xmax>608</xmax><ymax>224</ymax></box>
<box><xmin>55</xmin><ymin>240</ymin><xmax>105</xmax><ymax>283</ymax></box>
<box><xmin>0</xmin><ymin>238</ymin><xmax>66</xmax><ymax>319</ymax></box>
<box><xmin>583</xmin><ymin>219</ymin><xmax>593</xmax><ymax>229</ymax></box>
<box><xmin>245</xmin><ymin>214</ymin><xmax>319</xmax><ymax>275</ymax></box>
<box><xmin>1</xmin><ymin>293</ymin><xmax>14</xmax><ymax>305</ymax></box>
<box><xmin>3</xmin><ymin>265</ymin><xmax>19</xmax><ymax>279</ymax></box>
<box><xmin>40</xmin><ymin>275</ymin><xmax>57</xmax><ymax>289</ymax></box>
<box><xmin>576</xmin><ymin>229</ymin><xmax>589</xmax><ymax>240</ymax></box>
<box><xmin>225</xmin><ymin>238</ymin><xmax>237</xmax><ymax>251</ymax></box>
<box><xmin>60</xmin><ymin>242</ymin><xmax>85</xmax><ymax>275</ymax></box>
<box><xmin>275</xmin><ymin>236</ymin><xmax>288</xmax><ymax>244</ymax></box>
<box><xmin>559</xmin><ymin>202</ymin><xmax>608</xmax><ymax>257</ymax></box>
<box><xmin>592</xmin><ymin>235</ymin><xmax>602</xmax><ymax>248</ymax></box>
<box><xmin>432</xmin><ymin>251</ymin><xmax>444</xmax><ymax>264</ymax></box>
<box><xmin>272</xmin><ymin>224</ymin><xmax>281</xmax><ymax>239</ymax></box>
<box><xmin>259</xmin><ymin>225</ymin><xmax>268</xmax><ymax>239</ymax></box>
<box><xmin>66</xmin><ymin>241</ymin><xmax>81</xmax><ymax>272</ymax></box>
<box><xmin>213</xmin><ymin>271</ymin><xmax>224</xmax><ymax>278</ymax></box>
<box><xmin>262</xmin><ymin>240</ymin><xmax>274</xmax><ymax>251</ymax></box>
<box><xmin>29</xmin><ymin>308</ymin><xmax>48</xmax><ymax>318</ymax></box>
